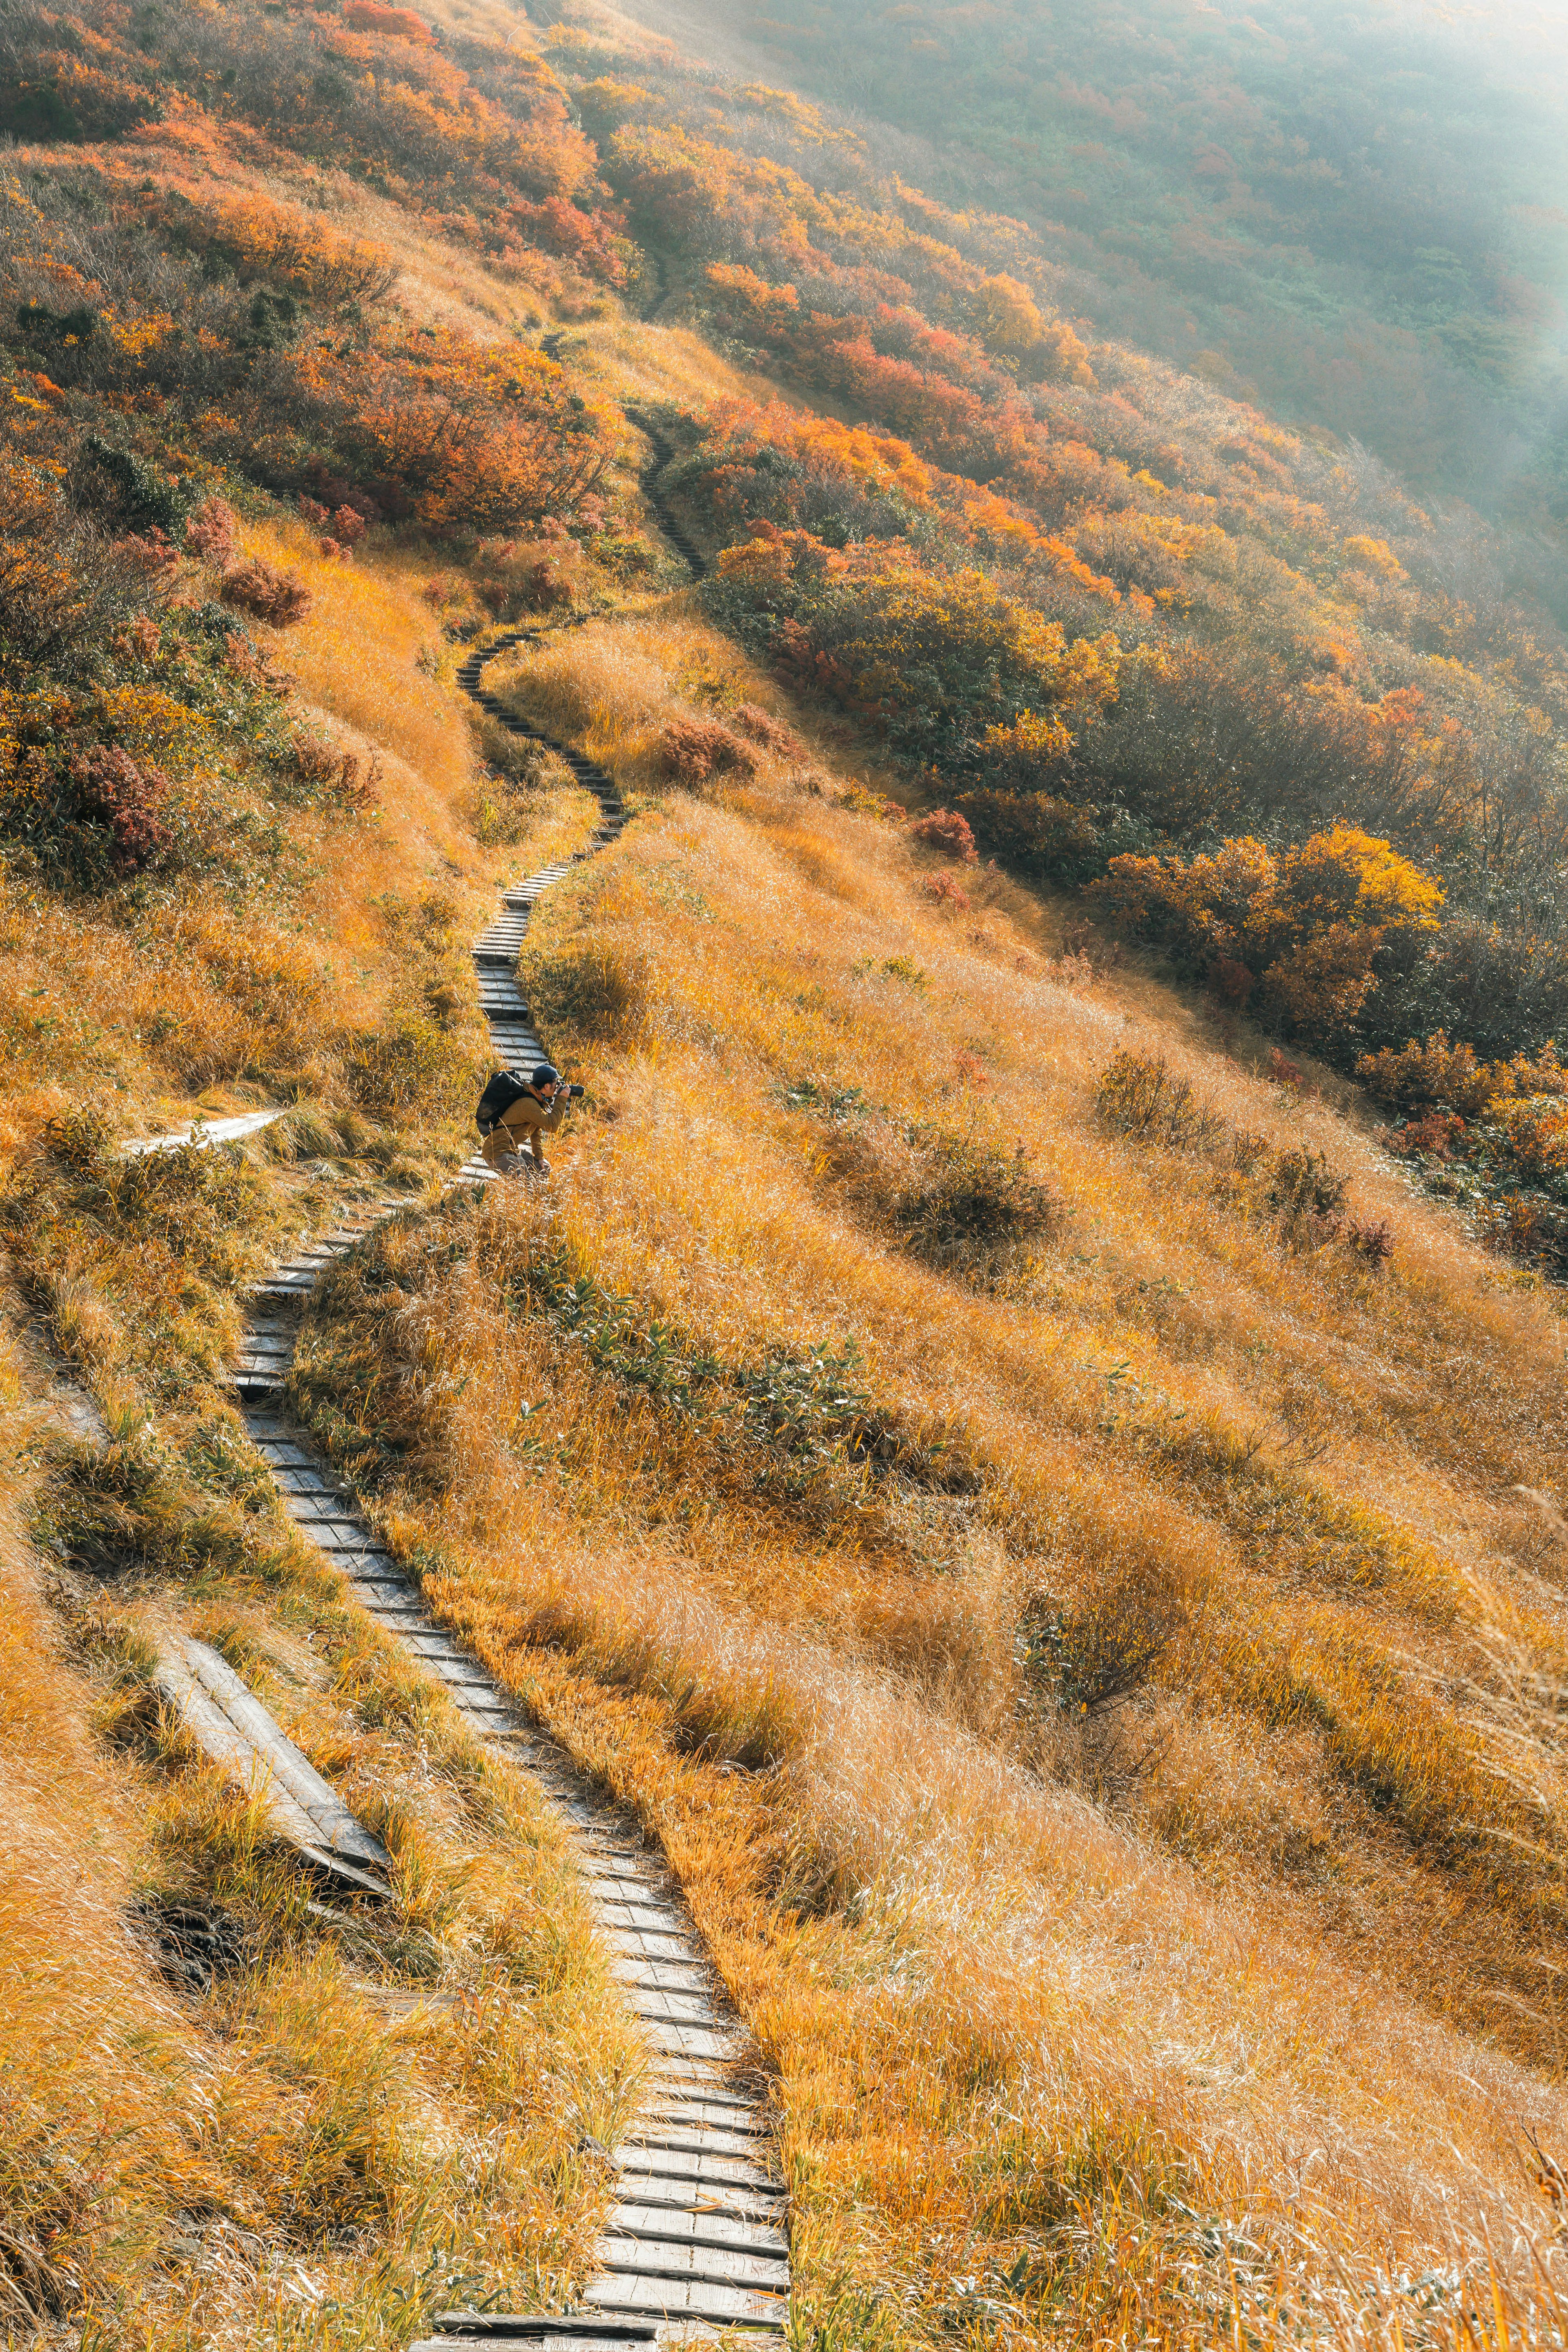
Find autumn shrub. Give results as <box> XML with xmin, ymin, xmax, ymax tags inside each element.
<box><xmin>1345</xmin><ymin>1215</ymin><xmax>1395</xmax><ymax>1264</ymax></box>
<box><xmin>290</xmin><ymin>730</ymin><xmax>381</xmax><ymax>811</ymax></box>
<box><xmin>471</xmin><ymin>535</ymin><xmax>584</xmax><ymax>619</ymax></box>
<box><xmin>1493</xmin><ymin>1095</ymin><xmax>1568</xmax><ymax>1183</ymax></box>
<box><xmin>708</xmin><ymin>538</ymin><xmax>1120</xmax><ymax>768</ymax></box>
<box><xmin>1265</xmin><ymin>1148</ymin><xmax>1349</xmax><ymax>1244</ymax></box>
<box><xmin>340</xmin><ymin>1012</ymin><xmax>483</xmax><ymax>1118</ymax></box>
<box><xmin>66</xmin><ymin>745</ymin><xmax>171</xmax><ymax>873</ymax></box>
<box><xmin>220</xmin><ymin>559</ymin><xmax>312</xmax><ymax>627</ymax></box>
<box><xmin>0</xmin><ymin>453</ymin><xmax>144</xmax><ymax>680</ymax></box>
<box><xmin>1357</xmin><ymin>1031</ymin><xmax>1568</xmax><ymax>1118</ymax></box>
<box><xmin>923</xmin><ymin>871</ymin><xmax>971</xmax><ymax>911</ymax></box>
<box><xmin>954</xmin><ymin>784</ymin><xmax>1102</xmax><ymax>881</ymax></box>
<box><xmin>889</xmin><ymin>1131</ymin><xmax>1061</xmax><ymax>1281</ymax></box>
<box><xmin>1363</xmin><ymin>1039</ymin><xmax>1495</xmax><ymax>1119</ymax></box>
<box><xmin>908</xmin><ymin>807</ymin><xmax>977</xmax><ymax>862</ymax></box>
<box><xmin>184</xmin><ymin>499</ymin><xmax>240</xmax><ymax>569</ymax></box>
<box><xmin>1394</xmin><ymin>1110</ymin><xmax>1468</xmax><ymax>1158</ymax></box>
<box><xmin>658</xmin><ymin>715</ymin><xmax>756</xmax><ymax>788</ymax></box>
<box><xmin>1096</xmin><ymin>1050</ymin><xmax>1223</xmax><ymax>1152</ymax></box>
<box><xmin>1092</xmin><ymin>826</ymin><xmax>1446</xmax><ymax>1056</ymax></box>
<box><xmin>520</xmin><ymin>943</ymin><xmax>653</xmax><ymax>1047</ymax></box>
<box><xmin>817</xmin><ymin>1112</ymin><xmax>1060</xmax><ymax>1285</ymax></box>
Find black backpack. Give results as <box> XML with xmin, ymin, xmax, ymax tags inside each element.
<box><xmin>475</xmin><ymin>1069</ymin><xmax>530</xmax><ymax>1135</ymax></box>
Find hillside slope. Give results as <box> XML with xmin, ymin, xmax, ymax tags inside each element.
<box><xmin>4</xmin><ymin>0</ymin><xmax>1568</xmax><ymax>2347</ymax></box>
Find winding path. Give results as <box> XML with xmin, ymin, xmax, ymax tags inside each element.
<box><xmin>230</xmin><ymin>435</ymin><xmax>786</xmax><ymax>2345</ymax></box>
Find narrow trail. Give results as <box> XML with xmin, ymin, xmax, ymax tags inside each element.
<box><xmin>229</xmin><ymin>435</ymin><xmax>786</xmax><ymax>2344</ymax></box>
<box><xmin>640</xmin><ymin>252</ymin><xmax>671</xmax><ymax>323</ymax></box>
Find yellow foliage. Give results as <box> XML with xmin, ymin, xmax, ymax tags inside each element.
<box><xmin>1342</xmin><ymin>532</ymin><xmax>1405</xmax><ymax>579</ymax></box>
<box><xmin>1281</xmin><ymin>821</ymin><xmax>1444</xmax><ymax>931</ymax></box>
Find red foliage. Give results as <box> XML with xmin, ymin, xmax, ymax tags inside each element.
<box><xmin>111</xmin><ymin>616</ymin><xmax>161</xmax><ymax>664</ymax></box>
<box><xmin>184</xmin><ymin>497</ymin><xmax>240</xmax><ymax>567</ymax></box>
<box><xmin>1345</xmin><ymin>1216</ymin><xmax>1395</xmax><ymax>1265</ymax></box>
<box><xmin>68</xmin><ymin>744</ymin><xmax>170</xmax><ymax>870</ymax></box>
<box><xmin>924</xmin><ymin>871</ymin><xmax>972</xmax><ymax>911</ymax></box>
<box><xmin>1392</xmin><ymin>1110</ymin><xmax>1468</xmax><ymax>1159</ymax></box>
<box><xmin>1209</xmin><ymin>955</ymin><xmax>1254</xmax><ymax>1006</ymax></box>
<box><xmin>1267</xmin><ymin>1047</ymin><xmax>1303</xmax><ymax>1087</ymax></box>
<box><xmin>220</xmin><ymin>557</ymin><xmax>312</xmax><ymax>624</ymax></box>
<box><xmin>113</xmin><ymin>528</ymin><xmax>180</xmax><ymax>579</ymax></box>
<box><xmin>909</xmin><ymin>807</ymin><xmax>978</xmax><ymax>862</ymax></box>
<box><xmin>659</xmin><ymin>717</ymin><xmax>757</xmax><ymax>787</ymax></box>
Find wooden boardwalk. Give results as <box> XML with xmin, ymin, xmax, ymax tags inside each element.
<box><xmin>154</xmin><ymin>1635</ymin><xmax>394</xmax><ymax>1897</ymax></box>
<box><xmin>228</xmin><ymin>452</ymin><xmax>786</xmax><ymax>2344</ymax></box>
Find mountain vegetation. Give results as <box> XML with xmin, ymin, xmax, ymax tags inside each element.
<box><xmin>5</xmin><ymin>0</ymin><xmax>1568</xmax><ymax>2346</ymax></box>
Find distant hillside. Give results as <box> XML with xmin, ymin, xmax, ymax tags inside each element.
<box><xmin>626</xmin><ymin>0</ymin><xmax>1568</xmax><ymax>559</ymax></box>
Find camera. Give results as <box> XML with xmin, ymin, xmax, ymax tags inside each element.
<box><xmin>561</xmin><ymin>1082</ymin><xmax>586</xmax><ymax>1098</ymax></box>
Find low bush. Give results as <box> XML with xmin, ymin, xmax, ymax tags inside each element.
<box><xmin>184</xmin><ymin>499</ymin><xmax>241</xmax><ymax>568</ymax></box>
<box><xmin>816</xmin><ymin>1108</ymin><xmax>1061</xmax><ymax>1286</ymax></box>
<box><xmin>220</xmin><ymin>559</ymin><xmax>312</xmax><ymax>626</ymax></box>
<box><xmin>341</xmin><ymin>1013</ymin><xmax>484</xmax><ymax>1118</ymax></box>
<box><xmin>1266</xmin><ymin>1148</ymin><xmax>1348</xmax><ymax>1244</ymax></box>
<box><xmin>731</xmin><ymin>702</ymin><xmax>801</xmax><ymax>755</ymax></box>
<box><xmin>658</xmin><ymin>715</ymin><xmax>757</xmax><ymax>788</ymax></box>
<box><xmin>520</xmin><ymin>943</ymin><xmax>653</xmax><ymax>1047</ymax></box>
<box><xmin>908</xmin><ymin>806</ymin><xmax>977</xmax><ymax>862</ymax></box>
<box><xmin>66</xmin><ymin>744</ymin><xmax>170</xmax><ymax>873</ymax></box>
<box><xmin>1096</xmin><ymin>1050</ymin><xmax>1223</xmax><ymax>1152</ymax></box>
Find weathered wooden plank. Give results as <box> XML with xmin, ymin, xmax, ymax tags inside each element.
<box><xmin>181</xmin><ymin>1641</ymin><xmax>392</xmax><ymax>1871</ymax></box>
<box><xmin>637</xmin><ymin>2021</ymin><xmax>745</xmax><ymax>2062</ymax></box>
<box><xmin>606</xmin><ymin>2201</ymin><xmax>787</xmax><ymax>2261</ymax></box>
<box><xmin>600</xmin><ymin>1932</ymin><xmax>704</xmax><ymax>1969</ymax></box>
<box><xmin>154</xmin><ymin>1639</ymin><xmax>392</xmax><ymax>1893</ymax></box>
<box><xmin>601</xmin><ymin>1900</ymin><xmax>700</xmax><ymax>1938</ymax></box>
<box><xmin>626</xmin><ymin>1991</ymin><xmax>722</xmax><ymax>2028</ymax></box>
<box><xmin>615</xmin><ymin>2143</ymin><xmax>783</xmax><ymax>2195</ymax></box>
<box><xmin>608</xmin><ymin>1956</ymin><xmax>709</xmax><ymax>1991</ymax></box>
<box><xmin>595</xmin><ymin>2234</ymin><xmax>788</xmax><ymax>2292</ymax></box>
<box><xmin>427</xmin><ymin>2317</ymin><xmax>656</xmax><ymax>2342</ymax></box>
<box><xmin>582</xmin><ymin>2271</ymin><xmax>786</xmax><ymax>2329</ymax></box>
<box><xmin>627</xmin><ymin>2121</ymin><xmax>771</xmax><ymax>2162</ymax></box>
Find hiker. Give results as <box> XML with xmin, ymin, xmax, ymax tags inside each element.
<box><xmin>476</xmin><ymin>1063</ymin><xmax>583</xmax><ymax>1178</ymax></box>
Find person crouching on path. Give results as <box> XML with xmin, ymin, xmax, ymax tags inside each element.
<box><xmin>481</xmin><ymin>1063</ymin><xmax>575</xmax><ymax>1178</ymax></box>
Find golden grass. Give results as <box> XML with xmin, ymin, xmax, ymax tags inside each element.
<box><xmin>281</xmin><ymin>608</ymin><xmax>1568</xmax><ymax>2345</ymax></box>
<box><xmin>0</xmin><ymin>526</ymin><xmax>594</xmax><ymax>1170</ymax></box>
<box><xmin>0</xmin><ymin>1297</ymin><xmax>638</xmax><ymax>2345</ymax></box>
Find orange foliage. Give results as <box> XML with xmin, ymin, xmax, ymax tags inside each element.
<box><xmin>1093</xmin><ymin>826</ymin><xmax>1444</xmax><ymax>1036</ymax></box>
<box><xmin>342</xmin><ymin>0</ymin><xmax>434</xmax><ymax>43</ymax></box>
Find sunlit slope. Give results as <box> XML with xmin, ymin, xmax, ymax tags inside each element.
<box><xmin>285</xmin><ymin>607</ymin><xmax>1568</xmax><ymax>2339</ymax></box>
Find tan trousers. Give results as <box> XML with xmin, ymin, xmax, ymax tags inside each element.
<box><xmin>480</xmin><ymin>1093</ymin><xmax>564</xmax><ymax>1172</ymax></box>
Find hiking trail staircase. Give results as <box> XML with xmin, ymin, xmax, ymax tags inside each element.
<box><xmin>229</xmin><ymin>429</ymin><xmax>782</xmax><ymax>2344</ymax></box>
